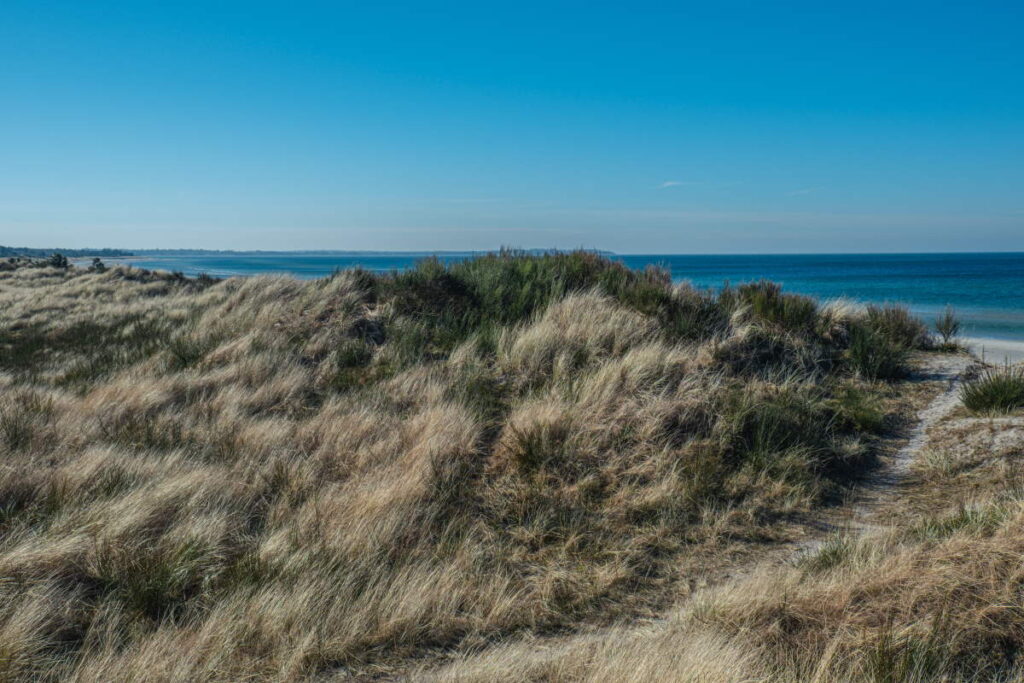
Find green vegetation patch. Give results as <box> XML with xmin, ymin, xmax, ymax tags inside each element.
<box><xmin>960</xmin><ymin>366</ymin><xmax>1024</xmax><ymax>414</ymax></box>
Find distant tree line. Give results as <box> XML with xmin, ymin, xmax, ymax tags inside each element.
<box><xmin>0</xmin><ymin>245</ymin><xmax>132</xmax><ymax>258</ymax></box>
<box><xmin>1</xmin><ymin>253</ymin><xmax>110</xmax><ymax>273</ymax></box>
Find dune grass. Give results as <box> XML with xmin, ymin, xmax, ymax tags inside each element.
<box><xmin>960</xmin><ymin>366</ymin><xmax>1024</xmax><ymax>415</ymax></box>
<box><xmin>0</xmin><ymin>251</ymin><xmax>938</xmax><ymax>680</ymax></box>
<box><xmin>420</xmin><ymin>380</ymin><xmax>1024</xmax><ymax>683</ymax></box>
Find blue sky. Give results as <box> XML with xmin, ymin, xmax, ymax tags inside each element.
<box><xmin>2</xmin><ymin>1</ymin><xmax>1022</xmax><ymax>253</ymax></box>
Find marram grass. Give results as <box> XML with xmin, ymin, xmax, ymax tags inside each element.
<box><xmin>0</xmin><ymin>251</ymin><xmax>996</xmax><ymax>682</ymax></box>
<box><xmin>960</xmin><ymin>365</ymin><xmax>1024</xmax><ymax>414</ymax></box>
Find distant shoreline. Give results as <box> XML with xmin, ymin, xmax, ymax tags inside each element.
<box><xmin>70</xmin><ymin>248</ymin><xmax>619</xmax><ymax>257</ymax></box>
<box><xmin>34</xmin><ymin>247</ymin><xmax>1024</xmax><ymax>257</ymax></box>
<box><xmin>963</xmin><ymin>337</ymin><xmax>1024</xmax><ymax>365</ymax></box>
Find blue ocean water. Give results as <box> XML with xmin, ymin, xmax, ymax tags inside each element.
<box><xmin>116</xmin><ymin>252</ymin><xmax>1024</xmax><ymax>341</ymax></box>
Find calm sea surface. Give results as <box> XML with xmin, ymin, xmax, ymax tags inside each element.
<box><xmin>117</xmin><ymin>252</ymin><xmax>1024</xmax><ymax>341</ymax></box>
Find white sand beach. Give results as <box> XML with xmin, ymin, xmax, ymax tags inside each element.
<box><xmin>964</xmin><ymin>337</ymin><xmax>1024</xmax><ymax>365</ymax></box>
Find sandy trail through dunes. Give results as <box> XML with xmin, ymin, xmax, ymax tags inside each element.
<box><xmin>411</xmin><ymin>354</ymin><xmax>982</xmax><ymax>680</ymax></box>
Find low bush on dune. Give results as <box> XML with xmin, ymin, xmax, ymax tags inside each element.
<box><xmin>845</xmin><ymin>324</ymin><xmax>910</xmax><ymax>380</ymax></box>
<box><xmin>961</xmin><ymin>366</ymin><xmax>1024</xmax><ymax>414</ymax></box>
<box><xmin>0</xmin><ymin>251</ymin><xmax>934</xmax><ymax>680</ymax></box>
<box><xmin>722</xmin><ymin>280</ymin><xmax>819</xmax><ymax>334</ymax></box>
<box><xmin>839</xmin><ymin>302</ymin><xmax>947</xmax><ymax>381</ymax></box>
<box><xmin>934</xmin><ymin>305</ymin><xmax>961</xmax><ymax>348</ymax></box>
<box><xmin>374</xmin><ymin>251</ymin><xmax>731</xmax><ymax>367</ymax></box>
<box><xmin>866</xmin><ymin>303</ymin><xmax>932</xmax><ymax>350</ymax></box>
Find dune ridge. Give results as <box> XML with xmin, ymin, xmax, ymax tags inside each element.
<box><xmin>0</xmin><ymin>251</ymin><xmax>1013</xmax><ymax>681</ymax></box>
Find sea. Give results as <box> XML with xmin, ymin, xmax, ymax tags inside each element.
<box><xmin>113</xmin><ymin>252</ymin><xmax>1024</xmax><ymax>342</ymax></box>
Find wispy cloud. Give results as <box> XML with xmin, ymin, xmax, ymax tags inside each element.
<box><xmin>657</xmin><ymin>180</ymin><xmax>698</xmax><ymax>189</ymax></box>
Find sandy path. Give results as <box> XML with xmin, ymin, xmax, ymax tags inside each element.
<box><xmin>886</xmin><ymin>354</ymin><xmax>976</xmax><ymax>478</ymax></box>
<box><xmin>792</xmin><ymin>353</ymin><xmax>977</xmax><ymax>554</ymax></box>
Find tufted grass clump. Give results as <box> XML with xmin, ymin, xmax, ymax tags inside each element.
<box><xmin>865</xmin><ymin>304</ymin><xmax>932</xmax><ymax>349</ymax></box>
<box><xmin>960</xmin><ymin>366</ymin><xmax>1024</xmax><ymax>414</ymax></box>
<box><xmin>845</xmin><ymin>324</ymin><xmax>909</xmax><ymax>380</ymax></box>
<box><xmin>741</xmin><ymin>281</ymin><xmax>819</xmax><ymax>333</ymax></box>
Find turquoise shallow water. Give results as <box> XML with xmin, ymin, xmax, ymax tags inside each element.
<box><xmin>117</xmin><ymin>252</ymin><xmax>1024</xmax><ymax>341</ymax></box>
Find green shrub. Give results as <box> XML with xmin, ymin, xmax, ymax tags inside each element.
<box><xmin>866</xmin><ymin>304</ymin><xmax>930</xmax><ymax>349</ymax></box>
<box><xmin>667</xmin><ymin>284</ymin><xmax>730</xmax><ymax>340</ymax></box>
<box><xmin>47</xmin><ymin>252</ymin><xmax>68</xmax><ymax>269</ymax></box>
<box><xmin>934</xmin><ymin>306</ymin><xmax>961</xmax><ymax>346</ymax></box>
<box><xmin>372</xmin><ymin>250</ymin><xmax>724</xmax><ymax>370</ymax></box>
<box><xmin>727</xmin><ymin>281</ymin><xmax>819</xmax><ymax>334</ymax></box>
<box><xmin>960</xmin><ymin>366</ymin><xmax>1024</xmax><ymax>414</ymax></box>
<box><xmin>845</xmin><ymin>324</ymin><xmax>908</xmax><ymax>380</ymax></box>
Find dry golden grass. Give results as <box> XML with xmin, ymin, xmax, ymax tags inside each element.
<box><xmin>421</xmin><ymin>371</ymin><xmax>1024</xmax><ymax>683</ymax></box>
<box><xmin>0</xmin><ymin>256</ymin><xmax>962</xmax><ymax>681</ymax></box>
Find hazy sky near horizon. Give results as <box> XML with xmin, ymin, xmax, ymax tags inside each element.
<box><xmin>2</xmin><ymin>1</ymin><xmax>1023</xmax><ymax>253</ymax></box>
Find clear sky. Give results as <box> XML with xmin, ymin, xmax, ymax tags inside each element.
<box><xmin>2</xmin><ymin>1</ymin><xmax>1022</xmax><ymax>253</ymax></box>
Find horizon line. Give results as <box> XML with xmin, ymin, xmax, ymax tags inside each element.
<box><xmin>48</xmin><ymin>248</ymin><xmax>1024</xmax><ymax>257</ymax></box>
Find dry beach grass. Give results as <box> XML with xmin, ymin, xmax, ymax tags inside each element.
<box><xmin>0</xmin><ymin>251</ymin><xmax>1015</xmax><ymax>681</ymax></box>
